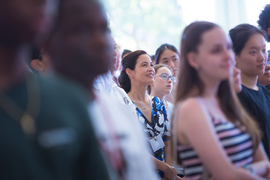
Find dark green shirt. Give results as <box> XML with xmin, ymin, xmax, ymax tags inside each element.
<box><xmin>0</xmin><ymin>74</ymin><xmax>110</xmax><ymax>180</ymax></box>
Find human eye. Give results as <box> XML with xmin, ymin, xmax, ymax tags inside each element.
<box><xmin>162</xmin><ymin>60</ymin><xmax>168</xmax><ymax>64</ymax></box>
<box><xmin>211</xmin><ymin>47</ymin><xmax>221</xmax><ymax>54</ymax></box>
<box><xmin>141</xmin><ymin>63</ymin><xmax>147</xmax><ymax>67</ymax></box>
<box><xmin>162</xmin><ymin>73</ymin><xmax>168</xmax><ymax>79</ymax></box>
<box><xmin>250</xmin><ymin>51</ymin><xmax>257</xmax><ymax>55</ymax></box>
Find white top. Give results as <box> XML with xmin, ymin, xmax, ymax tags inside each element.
<box><xmin>165</xmin><ymin>100</ymin><xmax>184</xmax><ymax>175</ymax></box>
<box><xmin>90</xmin><ymin>77</ymin><xmax>158</xmax><ymax>180</ymax></box>
<box><xmin>166</xmin><ymin>101</ymin><xmax>175</xmax><ymax>123</ymax></box>
<box><xmin>93</xmin><ymin>71</ymin><xmax>113</xmax><ymax>93</ymax></box>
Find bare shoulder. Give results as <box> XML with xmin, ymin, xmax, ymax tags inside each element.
<box><xmin>176</xmin><ymin>97</ymin><xmax>205</xmax><ymax>114</ymax></box>
<box><xmin>176</xmin><ymin>97</ymin><xmax>211</xmax><ymax>126</ymax></box>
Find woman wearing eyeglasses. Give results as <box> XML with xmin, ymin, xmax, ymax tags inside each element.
<box><xmin>119</xmin><ymin>50</ymin><xmax>180</xmax><ymax>180</ymax></box>
<box><xmin>150</xmin><ymin>64</ymin><xmax>176</xmax><ymax>123</ymax></box>
<box><xmin>149</xmin><ymin>64</ymin><xmax>184</xmax><ymax>177</ymax></box>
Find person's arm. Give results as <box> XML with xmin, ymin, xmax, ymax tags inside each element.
<box><xmin>247</xmin><ymin>143</ymin><xmax>270</xmax><ymax>178</ymax></box>
<box><xmin>151</xmin><ymin>156</ymin><xmax>177</xmax><ymax>180</ymax></box>
<box><xmin>176</xmin><ymin>98</ymin><xmax>267</xmax><ymax>180</ymax></box>
<box><xmin>165</xmin><ymin>140</ymin><xmax>174</xmax><ymax>166</ymax></box>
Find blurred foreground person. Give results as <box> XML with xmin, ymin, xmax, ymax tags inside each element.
<box><xmin>175</xmin><ymin>21</ymin><xmax>269</xmax><ymax>179</ymax></box>
<box><xmin>0</xmin><ymin>0</ymin><xmax>109</xmax><ymax>180</ymax></box>
<box><xmin>29</xmin><ymin>45</ymin><xmax>52</xmax><ymax>75</ymax></box>
<box><xmin>47</xmin><ymin>0</ymin><xmax>157</xmax><ymax>179</ymax></box>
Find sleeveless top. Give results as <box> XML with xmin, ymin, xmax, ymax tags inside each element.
<box><xmin>177</xmin><ymin>98</ymin><xmax>253</xmax><ymax>179</ymax></box>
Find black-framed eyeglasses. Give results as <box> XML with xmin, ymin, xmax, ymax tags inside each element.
<box><xmin>155</xmin><ymin>73</ymin><xmax>176</xmax><ymax>83</ymax></box>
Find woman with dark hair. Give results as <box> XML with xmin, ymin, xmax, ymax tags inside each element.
<box><xmin>119</xmin><ymin>50</ymin><xmax>180</xmax><ymax>180</ymax></box>
<box><xmin>174</xmin><ymin>21</ymin><xmax>269</xmax><ymax>179</ymax></box>
<box><xmin>230</xmin><ymin>24</ymin><xmax>270</xmax><ymax>159</ymax></box>
<box><xmin>155</xmin><ymin>44</ymin><xmax>180</xmax><ymax>104</ymax></box>
<box><xmin>155</xmin><ymin>44</ymin><xmax>180</xmax><ymax>77</ymax></box>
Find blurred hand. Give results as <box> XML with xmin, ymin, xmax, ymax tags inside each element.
<box><xmin>162</xmin><ymin>165</ymin><xmax>178</xmax><ymax>180</ymax></box>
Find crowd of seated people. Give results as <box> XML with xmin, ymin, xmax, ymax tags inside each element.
<box><xmin>1</xmin><ymin>0</ymin><xmax>270</xmax><ymax>180</ymax></box>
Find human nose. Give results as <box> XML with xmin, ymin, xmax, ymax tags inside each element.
<box><xmin>167</xmin><ymin>76</ymin><xmax>172</xmax><ymax>83</ymax></box>
<box><xmin>224</xmin><ymin>48</ymin><xmax>233</xmax><ymax>61</ymax></box>
<box><xmin>168</xmin><ymin>60</ymin><xmax>175</xmax><ymax>68</ymax></box>
<box><xmin>258</xmin><ymin>51</ymin><xmax>266</xmax><ymax>63</ymax></box>
<box><xmin>233</xmin><ymin>67</ymin><xmax>241</xmax><ymax>77</ymax></box>
<box><xmin>113</xmin><ymin>48</ymin><xmax>117</xmax><ymax>56</ymax></box>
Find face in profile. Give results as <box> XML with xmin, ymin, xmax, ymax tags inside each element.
<box><xmin>158</xmin><ymin>49</ymin><xmax>179</xmax><ymax>77</ymax></box>
<box><xmin>128</xmin><ymin>54</ymin><xmax>154</xmax><ymax>86</ymax></box>
<box><xmin>152</xmin><ymin>67</ymin><xmax>174</xmax><ymax>95</ymax></box>
<box><xmin>235</xmin><ymin>33</ymin><xmax>267</xmax><ymax>77</ymax></box>
<box><xmin>191</xmin><ymin>27</ymin><xmax>234</xmax><ymax>82</ymax></box>
<box><xmin>257</xmin><ymin>63</ymin><xmax>270</xmax><ymax>86</ymax></box>
<box><xmin>0</xmin><ymin>0</ymin><xmax>58</xmax><ymax>43</ymax></box>
<box><xmin>109</xmin><ymin>35</ymin><xmax>118</xmax><ymax>72</ymax></box>
<box><xmin>49</xmin><ymin>0</ymin><xmax>113</xmax><ymax>78</ymax></box>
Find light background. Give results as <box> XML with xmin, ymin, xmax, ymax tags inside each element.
<box><xmin>101</xmin><ymin>0</ymin><xmax>270</xmax><ymax>55</ymax></box>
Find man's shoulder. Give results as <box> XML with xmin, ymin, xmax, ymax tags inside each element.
<box><xmin>38</xmin><ymin>74</ymin><xmax>90</xmax><ymax>104</ymax></box>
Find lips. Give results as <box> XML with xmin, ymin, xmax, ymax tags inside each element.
<box><xmin>166</xmin><ymin>85</ymin><xmax>172</xmax><ymax>88</ymax></box>
<box><xmin>146</xmin><ymin>73</ymin><xmax>154</xmax><ymax>78</ymax></box>
<box><xmin>257</xmin><ymin>64</ymin><xmax>265</xmax><ymax>69</ymax></box>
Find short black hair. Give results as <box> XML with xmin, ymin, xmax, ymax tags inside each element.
<box><xmin>122</xmin><ymin>49</ymin><xmax>132</xmax><ymax>59</ymax></box>
<box><xmin>258</xmin><ymin>4</ymin><xmax>270</xmax><ymax>41</ymax></box>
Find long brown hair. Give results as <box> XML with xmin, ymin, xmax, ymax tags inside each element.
<box><xmin>176</xmin><ymin>21</ymin><xmax>261</xmax><ymax>151</ymax></box>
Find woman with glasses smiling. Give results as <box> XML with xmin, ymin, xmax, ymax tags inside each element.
<box><xmin>119</xmin><ymin>50</ymin><xmax>180</xmax><ymax>180</ymax></box>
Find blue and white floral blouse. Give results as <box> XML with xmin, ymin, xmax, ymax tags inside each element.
<box><xmin>135</xmin><ymin>96</ymin><xmax>171</xmax><ymax>162</ymax></box>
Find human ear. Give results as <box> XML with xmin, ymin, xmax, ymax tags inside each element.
<box><xmin>186</xmin><ymin>52</ymin><xmax>199</xmax><ymax>70</ymax></box>
<box><xmin>31</xmin><ymin>60</ymin><xmax>45</xmax><ymax>72</ymax></box>
<box><xmin>125</xmin><ymin>68</ymin><xmax>133</xmax><ymax>78</ymax></box>
<box><xmin>268</xmin><ymin>27</ymin><xmax>270</xmax><ymax>37</ymax></box>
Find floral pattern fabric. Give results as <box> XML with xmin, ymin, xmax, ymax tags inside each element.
<box><xmin>135</xmin><ymin>96</ymin><xmax>170</xmax><ymax>162</ymax></box>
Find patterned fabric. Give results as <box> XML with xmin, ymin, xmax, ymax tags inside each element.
<box><xmin>177</xmin><ymin>113</ymin><xmax>253</xmax><ymax>179</ymax></box>
<box><xmin>136</xmin><ymin>96</ymin><xmax>171</xmax><ymax>161</ymax></box>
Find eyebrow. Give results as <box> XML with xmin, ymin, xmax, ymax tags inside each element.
<box><xmin>141</xmin><ymin>61</ymin><xmax>149</xmax><ymax>65</ymax></box>
<box><xmin>249</xmin><ymin>45</ymin><xmax>266</xmax><ymax>49</ymax></box>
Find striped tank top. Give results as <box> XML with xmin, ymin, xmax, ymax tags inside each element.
<box><xmin>177</xmin><ymin>99</ymin><xmax>253</xmax><ymax>179</ymax></box>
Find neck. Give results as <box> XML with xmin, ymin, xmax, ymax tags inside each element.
<box><xmin>241</xmin><ymin>73</ymin><xmax>258</xmax><ymax>90</ymax></box>
<box><xmin>0</xmin><ymin>44</ymin><xmax>27</xmax><ymax>89</ymax></box>
<box><xmin>128</xmin><ymin>82</ymin><xmax>149</xmax><ymax>102</ymax></box>
<box><xmin>150</xmin><ymin>89</ymin><xmax>165</xmax><ymax>102</ymax></box>
<box><xmin>54</xmin><ymin>68</ymin><xmax>95</xmax><ymax>98</ymax></box>
<box><xmin>199</xmin><ymin>75</ymin><xmax>220</xmax><ymax>99</ymax></box>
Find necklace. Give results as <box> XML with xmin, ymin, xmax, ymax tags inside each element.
<box><xmin>0</xmin><ymin>72</ymin><xmax>40</xmax><ymax>135</ymax></box>
<box><xmin>130</xmin><ymin>93</ymin><xmax>151</xmax><ymax>110</ymax></box>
